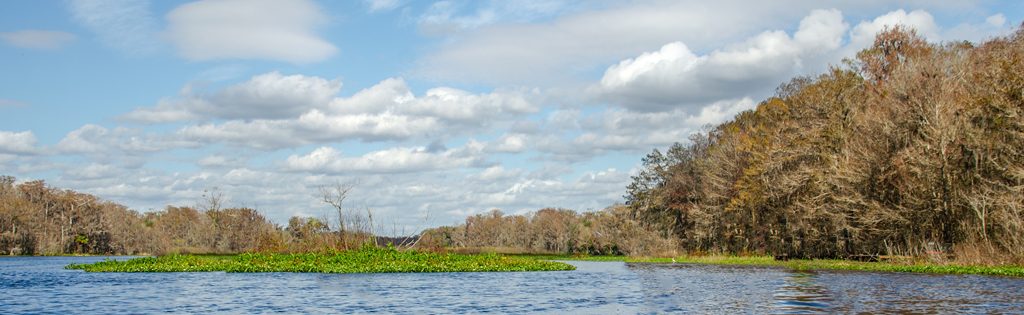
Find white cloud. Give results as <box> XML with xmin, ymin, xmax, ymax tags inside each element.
<box><xmin>66</xmin><ymin>163</ymin><xmax>122</xmax><ymax>180</ymax></box>
<box><xmin>158</xmin><ymin>75</ymin><xmax>536</xmax><ymax>149</ymax></box>
<box><xmin>418</xmin><ymin>0</ymin><xmax>578</xmax><ymax>34</ymax></box>
<box><xmin>500</xmin><ymin>98</ymin><xmax>754</xmax><ymax>161</ymax></box>
<box><xmin>843</xmin><ymin>9</ymin><xmax>1012</xmax><ymax>60</ymax></box>
<box><xmin>177</xmin><ymin>111</ymin><xmax>441</xmax><ymax>150</ymax></box>
<box><xmin>418</xmin><ymin>1</ymin><xmax>498</xmax><ymax>34</ymax></box>
<box><xmin>416</xmin><ymin>1</ymin><xmax>994</xmax><ymax>85</ymax></box>
<box><xmin>403</xmin><ymin>87</ymin><xmax>538</xmax><ymax>123</ymax></box>
<box><xmin>57</xmin><ymin>124</ymin><xmax>192</xmax><ymax>155</ymax></box>
<box><xmin>165</xmin><ymin>0</ymin><xmax>337</xmax><ymax>64</ymax></box>
<box><xmin>328</xmin><ymin>78</ymin><xmax>538</xmax><ymax>122</ymax></box>
<box><xmin>477</xmin><ymin>165</ymin><xmax>521</xmax><ymax>181</ymax></box>
<box><xmin>285</xmin><ymin>143</ymin><xmax>488</xmax><ymax>174</ymax></box>
<box><xmin>0</xmin><ymin>131</ymin><xmax>38</xmax><ymax>155</ymax></box>
<box><xmin>942</xmin><ymin>13</ymin><xmax>1015</xmax><ymax>43</ymax></box>
<box><xmin>365</xmin><ymin>0</ymin><xmax>402</xmax><ymax>12</ymax></box>
<box><xmin>123</xmin><ymin>72</ymin><xmax>342</xmax><ymax>122</ymax></box>
<box><xmin>0</xmin><ymin>30</ymin><xmax>76</xmax><ymax>50</ymax></box>
<box><xmin>986</xmin><ymin>14</ymin><xmax>1006</xmax><ymax>27</ymax></box>
<box><xmin>68</xmin><ymin>0</ymin><xmax>161</xmax><ymax>54</ymax></box>
<box><xmin>489</xmin><ymin>133</ymin><xmax>529</xmax><ymax>153</ymax></box>
<box><xmin>416</xmin><ymin>1</ymin><xmax>822</xmax><ymax>84</ymax></box>
<box><xmin>594</xmin><ymin>9</ymin><xmax>847</xmax><ymax>112</ymax></box>
<box><xmin>848</xmin><ymin>9</ymin><xmax>940</xmax><ymax>49</ymax></box>
<box><xmin>197</xmin><ymin>155</ymin><xmax>244</xmax><ymax>168</ymax></box>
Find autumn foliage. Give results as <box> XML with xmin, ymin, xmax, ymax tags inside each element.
<box><xmin>0</xmin><ymin>176</ymin><xmax>372</xmax><ymax>255</ymax></box>
<box><xmin>419</xmin><ymin>207</ymin><xmax>678</xmax><ymax>256</ymax></box>
<box><xmin>625</xmin><ymin>26</ymin><xmax>1024</xmax><ymax>263</ymax></box>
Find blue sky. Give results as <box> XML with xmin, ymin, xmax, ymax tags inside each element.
<box><xmin>1</xmin><ymin>0</ymin><xmax>1020</xmax><ymax>231</ymax></box>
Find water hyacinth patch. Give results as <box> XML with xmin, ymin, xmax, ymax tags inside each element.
<box><xmin>65</xmin><ymin>247</ymin><xmax>575</xmax><ymax>273</ymax></box>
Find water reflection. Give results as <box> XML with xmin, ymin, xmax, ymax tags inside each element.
<box><xmin>772</xmin><ymin>271</ymin><xmax>833</xmax><ymax>314</ymax></box>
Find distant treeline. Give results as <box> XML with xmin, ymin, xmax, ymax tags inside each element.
<box><xmin>621</xmin><ymin>26</ymin><xmax>1024</xmax><ymax>263</ymax></box>
<box><xmin>419</xmin><ymin>207</ymin><xmax>676</xmax><ymax>256</ymax></box>
<box><xmin>0</xmin><ymin>176</ymin><xmax>390</xmax><ymax>255</ymax></box>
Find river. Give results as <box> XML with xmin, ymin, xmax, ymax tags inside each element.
<box><xmin>2</xmin><ymin>256</ymin><xmax>1023</xmax><ymax>313</ymax></box>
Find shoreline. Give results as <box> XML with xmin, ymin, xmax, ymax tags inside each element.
<box><xmin>513</xmin><ymin>254</ymin><xmax>1024</xmax><ymax>277</ymax></box>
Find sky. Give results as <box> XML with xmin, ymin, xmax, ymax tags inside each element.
<box><xmin>0</xmin><ymin>0</ymin><xmax>1020</xmax><ymax>232</ymax></box>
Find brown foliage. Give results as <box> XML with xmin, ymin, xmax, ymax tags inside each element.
<box><xmin>421</xmin><ymin>206</ymin><xmax>678</xmax><ymax>256</ymax></box>
<box><xmin>626</xmin><ymin>26</ymin><xmax>1024</xmax><ymax>263</ymax></box>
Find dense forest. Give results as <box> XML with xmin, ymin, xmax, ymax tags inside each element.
<box><xmin>621</xmin><ymin>26</ymin><xmax>1024</xmax><ymax>263</ymax></box>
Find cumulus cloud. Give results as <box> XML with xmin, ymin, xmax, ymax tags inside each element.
<box><xmin>196</xmin><ymin>154</ymin><xmax>245</xmax><ymax>168</ymax></box>
<box><xmin>594</xmin><ymin>9</ymin><xmax>847</xmax><ymax>112</ymax></box>
<box><xmin>499</xmin><ymin>98</ymin><xmax>754</xmax><ymax>161</ymax></box>
<box><xmin>123</xmin><ymin>72</ymin><xmax>342</xmax><ymax>122</ymax></box>
<box><xmin>329</xmin><ymin>78</ymin><xmax>538</xmax><ymax>121</ymax></box>
<box><xmin>592</xmin><ymin>8</ymin><xmax>1013</xmax><ymax>113</ymax></box>
<box><xmin>489</xmin><ymin>133</ymin><xmax>529</xmax><ymax>153</ymax></box>
<box><xmin>68</xmin><ymin>0</ymin><xmax>161</xmax><ymax>54</ymax></box>
<box><xmin>848</xmin><ymin>9</ymin><xmax>940</xmax><ymax>50</ymax></box>
<box><xmin>285</xmin><ymin>143</ymin><xmax>488</xmax><ymax>174</ymax></box>
<box><xmin>417</xmin><ymin>1</ymin><xmax>831</xmax><ymax>84</ymax></box>
<box><xmin>65</xmin><ymin>163</ymin><xmax>123</xmax><ymax>180</ymax></box>
<box><xmin>454</xmin><ymin>167</ymin><xmax>630</xmax><ymax>215</ymax></box>
<box><xmin>416</xmin><ymin>1</ymin><xmax>996</xmax><ymax>85</ymax></box>
<box><xmin>0</xmin><ymin>30</ymin><xmax>76</xmax><ymax>50</ymax></box>
<box><xmin>165</xmin><ymin>0</ymin><xmax>337</xmax><ymax>64</ymax></box>
<box><xmin>0</xmin><ymin>131</ymin><xmax>39</xmax><ymax>155</ymax></box>
<box><xmin>177</xmin><ymin>111</ymin><xmax>441</xmax><ymax>149</ymax></box>
<box><xmin>57</xmin><ymin>124</ymin><xmax>193</xmax><ymax>155</ymax></box>
<box><xmin>160</xmin><ymin>75</ymin><xmax>536</xmax><ymax>149</ymax></box>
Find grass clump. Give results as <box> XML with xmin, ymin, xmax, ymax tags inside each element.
<box><xmin>65</xmin><ymin>246</ymin><xmax>575</xmax><ymax>273</ymax></box>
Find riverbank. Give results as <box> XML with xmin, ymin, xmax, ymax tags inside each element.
<box><xmin>513</xmin><ymin>254</ymin><xmax>1024</xmax><ymax>277</ymax></box>
<box><xmin>640</xmin><ymin>256</ymin><xmax>1024</xmax><ymax>277</ymax></box>
<box><xmin>64</xmin><ymin>247</ymin><xmax>575</xmax><ymax>273</ymax></box>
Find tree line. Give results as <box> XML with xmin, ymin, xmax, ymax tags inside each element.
<box><xmin>0</xmin><ymin>176</ymin><xmax>382</xmax><ymax>255</ymax></box>
<box><xmin>623</xmin><ymin>26</ymin><xmax>1024</xmax><ymax>263</ymax></box>
<box><xmin>419</xmin><ymin>207</ymin><xmax>677</xmax><ymax>256</ymax></box>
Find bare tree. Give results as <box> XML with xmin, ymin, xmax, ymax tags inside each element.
<box><xmin>320</xmin><ymin>181</ymin><xmax>355</xmax><ymax>248</ymax></box>
<box><xmin>199</xmin><ymin>187</ymin><xmax>224</xmax><ymax>212</ymax></box>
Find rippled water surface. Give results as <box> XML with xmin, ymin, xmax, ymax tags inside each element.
<box><xmin>3</xmin><ymin>256</ymin><xmax>1024</xmax><ymax>314</ymax></box>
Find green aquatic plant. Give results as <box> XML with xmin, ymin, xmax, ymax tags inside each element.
<box><xmin>622</xmin><ymin>255</ymin><xmax>1024</xmax><ymax>277</ymax></box>
<box><xmin>65</xmin><ymin>247</ymin><xmax>575</xmax><ymax>273</ymax></box>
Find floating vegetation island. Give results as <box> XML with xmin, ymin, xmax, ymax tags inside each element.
<box><xmin>66</xmin><ymin>247</ymin><xmax>575</xmax><ymax>273</ymax></box>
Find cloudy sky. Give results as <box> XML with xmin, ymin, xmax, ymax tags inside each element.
<box><xmin>0</xmin><ymin>0</ymin><xmax>1020</xmax><ymax>231</ymax></box>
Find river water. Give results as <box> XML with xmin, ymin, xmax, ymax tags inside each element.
<box><xmin>2</xmin><ymin>256</ymin><xmax>1023</xmax><ymax>314</ymax></box>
